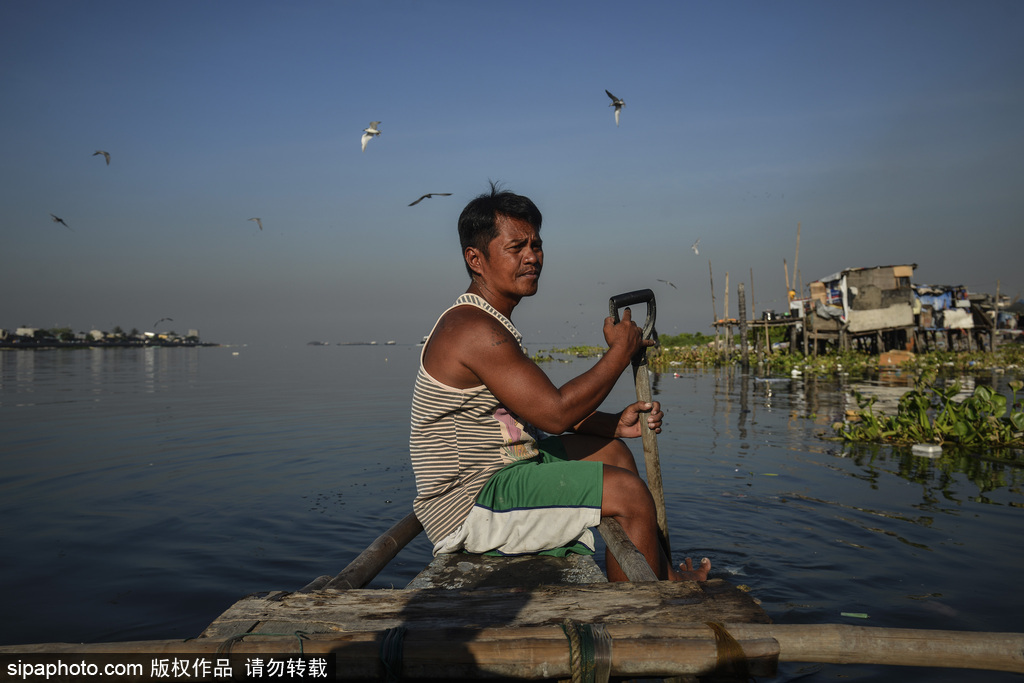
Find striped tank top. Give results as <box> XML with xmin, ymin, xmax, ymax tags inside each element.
<box><xmin>410</xmin><ymin>293</ymin><xmax>543</xmax><ymax>543</ymax></box>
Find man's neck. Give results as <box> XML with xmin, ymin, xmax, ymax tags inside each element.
<box><xmin>467</xmin><ymin>281</ymin><xmax>519</xmax><ymax>319</ymax></box>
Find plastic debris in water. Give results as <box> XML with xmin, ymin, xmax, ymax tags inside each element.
<box><xmin>841</xmin><ymin>612</ymin><xmax>869</xmax><ymax>619</ymax></box>
<box><xmin>911</xmin><ymin>443</ymin><xmax>942</xmax><ymax>458</ymax></box>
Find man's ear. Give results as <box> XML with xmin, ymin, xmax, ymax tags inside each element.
<box><xmin>464</xmin><ymin>246</ymin><xmax>485</xmax><ymax>277</ymax></box>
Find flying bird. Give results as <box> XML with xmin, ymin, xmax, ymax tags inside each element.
<box><xmin>92</xmin><ymin>150</ymin><xmax>110</xmax><ymax>165</ymax></box>
<box><xmin>248</xmin><ymin>217</ymin><xmax>263</xmax><ymax>231</ymax></box>
<box><xmin>49</xmin><ymin>213</ymin><xmax>72</xmax><ymax>231</ymax></box>
<box><xmin>605</xmin><ymin>90</ymin><xmax>625</xmax><ymax>127</ymax></box>
<box><xmin>408</xmin><ymin>192</ymin><xmax>452</xmax><ymax>207</ymax></box>
<box><xmin>657</xmin><ymin>279</ymin><xmax>677</xmax><ymax>289</ymax></box>
<box><xmin>690</xmin><ymin>238</ymin><xmax>700</xmax><ymax>255</ymax></box>
<box><xmin>154</xmin><ymin>317</ymin><xmax>173</xmax><ymax>328</ymax></box>
<box><xmin>361</xmin><ymin>121</ymin><xmax>381</xmax><ymax>152</ymax></box>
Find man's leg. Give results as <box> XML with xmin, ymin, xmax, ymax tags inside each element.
<box><xmin>560</xmin><ymin>434</ymin><xmax>710</xmax><ymax>582</ymax></box>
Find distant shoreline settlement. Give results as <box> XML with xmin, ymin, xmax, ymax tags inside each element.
<box><xmin>0</xmin><ymin>325</ymin><xmax>214</xmax><ymax>349</ymax></box>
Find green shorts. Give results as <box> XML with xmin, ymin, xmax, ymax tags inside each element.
<box><xmin>432</xmin><ymin>437</ymin><xmax>604</xmax><ymax>557</ymax></box>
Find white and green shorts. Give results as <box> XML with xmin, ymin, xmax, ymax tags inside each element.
<box><xmin>432</xmin><ymin>437</ymin><xmax>603</xmax><ymax>557</ymax></box>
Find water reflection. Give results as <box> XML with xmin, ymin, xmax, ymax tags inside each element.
<box><xmin>839</xmin><ymin>442</ymin><xmax>1024</xmax><ymax>508</ymax></box>
<box><xmin>689</xmin><ymin>367</ymin><xmax>1024</xmax><ymax>515</ymax></box>
<box><xmin>762</xmin><ymin>371</ymin><xmax>1021</xmax><ymax>506</ymax></box>
<box><xmin>0</xmin><ymin>351</ymin><xmax>39</xmax><ymax>402</ymax></box>
<box><xmin>1</xmin><ymin>347</ymin><xmax>206</xmax><ymax>406</ymax></box>
<box><xmin>851</xmin><ymin>371</ymin><xmax>975</xmax><ymax>414</ymax></box>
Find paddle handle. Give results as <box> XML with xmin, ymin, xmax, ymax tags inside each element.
<box><xmin>609</xmin><ymin>288</ymin><xmax>657</xmax><ymax>342</ymax></box>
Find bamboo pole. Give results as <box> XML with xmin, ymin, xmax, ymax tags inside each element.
<box><xmin>723</xmin><ymin>272</ymin><xmax>730</xmax><ymax>363</ymax></box>
<box><xmin>709</xmin><ymin>260</ymin><xmax>719</xmax><ymax>350</ymax></box>
<box><xmin>793</xmin><ymin>221</ymin><xmax>801</xmax><ymax>296</ymax></box>
<box><xmin>749</xmin><ymin>267</ymin><xmax>756</xmax><ymax>321</ymax></box>
<box><xmin>738</xmin><ymin>282</ymin><xmax>749</xmax><ymax>369</ymax></box>
<box><xmin>6</xmin><ymin>624</ymin><xmax>1023</xmax><ymax>676</ymax></box>
<box><xmin>994</xmin><ymin>279</ymin><xmax>1001</xmax><ymax>350</ymax></box>
<box><xmin>301</xmin><ymin>511</ymin><xmax>422</xmax><ymax>591</ymax></box>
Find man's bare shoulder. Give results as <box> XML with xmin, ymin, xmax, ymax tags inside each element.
<box><xmin>424</xmin><ymin>305</ymin><xmax>522</xmax><ymax>388</ymax></box>
<box><xmin>433</xmin><ymin>305</ymin><xmax>516</xmax><ymax>346</ymax></box>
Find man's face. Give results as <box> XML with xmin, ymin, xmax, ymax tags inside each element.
<box><xmin>477</xmin><ymin>215</ymin><xmax>543</xmax><ymax>298</ymax></box>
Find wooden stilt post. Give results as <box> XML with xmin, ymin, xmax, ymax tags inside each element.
<box><xmin>709</xmin><ymin>260</ymin><xmax>719</xmax><ymax>354</ymax></box>
<box><xmin>724</xmin><ymin>272</ymin><xmax>730</xmax><ymax>363</ymax></box>
<box><xmin>994</xmin><ymin>280</ymin><xmax>1001</xmax><ymax>350</ymax></box>
<box><xmin>739</xmin><ymin>282</ymin><xmax>749</xmax><ymax>370</ymax></box>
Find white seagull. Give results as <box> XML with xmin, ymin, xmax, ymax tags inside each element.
<box><xmin>657</xmin><ymin>279</ymin><xmax>677</xmax><ymax>289</ymax></box>
<box><xmin>361</xmin><ymin>121</ymin><xmax>381</xmax><ymax>152</ymax></box>
<box><xmin>248</xmin><ymin>217</ymin><xmax>263</xmax><ymax>231</ymax></box>
<box><xmin>50</xmin><ymin>213</ymin><xmax>72</xmax><ymax>231</ymax></box>
<box><xmin>605</xmin><ymin>90</ymin><xmax>625</xmax><ymax>127</ymax></box>
<box><xmin>408</xmin><ymin>192</ymin><xmax>452</xmax><ymax>207</ymax></box>
<box><xmin>691</xmin><ymin>238</ymin><xmax>700</xmax><ymax>255</ymax></box>
<box><xmin>92</xmin><ymin>150</ymin><xmax>111</xmax><ymax>165</ymax></box>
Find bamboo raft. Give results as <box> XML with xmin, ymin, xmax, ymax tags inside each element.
<box><xmin>5</xmin><ymin>513</ymin><xmax>1024</xmax><ymax>680</ymax></box>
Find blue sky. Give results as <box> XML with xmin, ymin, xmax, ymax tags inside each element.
<box><xmin>3</xmin><ymin>1</ymin><xmax>1022</xmax><ymax>346</ymax></box>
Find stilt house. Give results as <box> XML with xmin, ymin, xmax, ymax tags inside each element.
<box><xmin>805</xmin><ymin>264</ymin><xmax>917</xmax><ymax>353</ymax></box>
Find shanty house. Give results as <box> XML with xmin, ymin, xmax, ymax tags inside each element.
<box><xmin>804</xmin><ymin>264</ymin><xmax>917</xmax><ymax>352</ymax></box>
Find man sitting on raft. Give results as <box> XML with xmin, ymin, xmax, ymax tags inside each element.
<box><xmin>410</xmin><ymin>183</ymin><xmax>710</xmax><ymax>582</ymax></box>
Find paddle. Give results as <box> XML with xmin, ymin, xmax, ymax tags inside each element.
<box><xmin>609</xmin><ymin>289</ymin><xmax>670</xmax><ymax>555</ymax></box>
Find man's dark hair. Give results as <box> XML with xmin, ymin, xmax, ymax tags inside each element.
<box><xmin>458</xmin><ymin>181</ymin><xmax>542</xmax><ymax>277</ymax></box>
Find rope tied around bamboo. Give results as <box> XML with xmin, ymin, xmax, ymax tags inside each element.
<box><xmin>706</xmin><ymin>621</ymin><xmax>751</xmax><ymax>681</ymax></box>
<box><xmin>560</xmin><ymin>618</ymin><xmax>612</xmax><ymax>683</ymax></box>
<box><xmin>379</xmin><ymin>626</ymin><xmax>406</xmax><ymax>683</ymax></box>
<box><xmin>215</xmin><ymin>630</ymin><xmax>311</xmax><ymax>655</ymax></box>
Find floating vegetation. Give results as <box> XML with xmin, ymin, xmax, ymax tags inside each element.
<box><xmin>832</xmin><ymin>379</ymin><xmax>1024</xmax><ymax>449</ymax></box>
<box><xmin>530</xmin><ymin>346</ymin><xmax>604</xmax><ymax>362</ymax></box>
<box><xmin>529</xmin><ymin>330</ymin><xmax>1024</xmax><ymax>378</ymax></box>
<box><xmin>647</xmin><ymin>340</ymin><xmax>1024</xmax><ymax>377</ymax></box>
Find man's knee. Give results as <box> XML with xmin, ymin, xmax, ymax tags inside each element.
<box><xmin>602</xmin><ymin>467</ymin><xmax>655</xmax><ymax>518</ymax></box>
<box><xmin>606</xmin><ymin>438</ymin><xmax>638</xmax><ymax>471</ymax></box>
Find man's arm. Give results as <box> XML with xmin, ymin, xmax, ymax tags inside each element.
<box><xmin>573</xmin><ymin>402</ymin><xmax>663</xmax><ymax>439</ymax></box>
<box><xmin>426</xmin><ymin>306</ymin><xmax>649</xmax><ymax>434</ymax></box>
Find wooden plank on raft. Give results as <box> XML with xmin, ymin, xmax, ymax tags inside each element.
<box><xmin>406</xmin><ymin>517</ymin><xmax>655</xmax><ymax>589</ymax></box>
<box><xmin>196</xmin><ymin>579</ymin><xmax>768</xmax><ymax>641</ymax></box>
<box><xmin>406</xmin><ymin>552</ymin><xmax>607</xmax><ymax>589</ymax></box>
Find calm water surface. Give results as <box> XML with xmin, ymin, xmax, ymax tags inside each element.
<box><xmin>2</xmin><ymin>345</ymin><xmax>1023</xmax><ymax>681</ymax></box>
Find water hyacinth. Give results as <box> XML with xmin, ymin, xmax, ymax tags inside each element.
<box><xmin>832</xmin><ymin>379</ymin><xmax>1024</xmax><ymax>450</ymax></box>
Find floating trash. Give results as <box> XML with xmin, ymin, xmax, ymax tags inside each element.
<box><xmin>841</xmin><ymin>612</ymin><xmax>869</xmax><ymax>619</ymax></box>
<box><xmin>911</xmin><ymin>443</ymin><xmax>942</xmax><ymax>458</ymax></box>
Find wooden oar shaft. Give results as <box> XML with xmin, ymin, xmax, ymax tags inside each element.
<box><xmin>597</xmin><ymin>517</ymin><xmax>658</xmax><ymax>581</ymax></box>
<box><xmin>633</xmin><ymin>363</ymin><xmax>670</xmax><ymax>553</ymax></box>
<box><xmin>6</xmin><ymin>624</ymin><xmax>1022</xmax><ymax>675</ymax></box>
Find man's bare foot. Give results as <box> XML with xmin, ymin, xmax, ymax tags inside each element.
<box><xmin>671</xmin><ymin>557</ymin><xmax>711</xmax><ymax>581</ymax></box>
